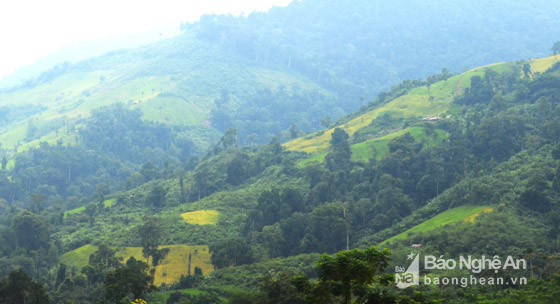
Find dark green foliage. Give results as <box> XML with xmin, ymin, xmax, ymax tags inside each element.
<box><xmin>293</xmin><ymin>246</ymin><xmax>391</xmax><ymax>304</ymax></box>
<box><xmin>226</xmin><ymin>150</ymin><xmax>249</xmax><ymax>186</ymax></box>
<box><xmin>248</xmin><ymin>187</ymin><xmax>306</xmax><ymax>233</ymax></box>
<box><xmin>520</xmin><ymin>174</ymin><xmax>551</xmax><ymax>213</ymax></box>
<box><xmin>82</xmin><ymin>103</ymin><xmax>174</xmax><ymax>162</ymax></box>
<box><xmin>104</xmin><ymin>257</ymin><xmax>152</xmax><ymax>304</ymax></box>
<box><xmin>171</xmin><ymin>272</ymin><xmax>203</xmax><ymax>290</ymax></box>
<box><xmin>0</xmin><ymin>104</ymin><xmax>45</xmax><ymax>128</ymax></box>
<box><xmin>136</xmin><ymin>216</ymin><xmax>163</xmax><ymax>267</ymax></box>
<box><xmin>0</xmin><ymin>269</ymin><xmax>49</xmax><ymax>304</ymax></box>
<box><xmin>256</xmin><ymin>271</ymin><xmax>306</xmax><ymax>304</ymax></box>
<box><xmin>166</xmin><ymin>291</ymin><xmax>221</xmax><ymax>304</ymax></box>
<box><xmin>55</xmin><ymin>263</ymin><xmax>66</xmax><ymax>288</ymax></box>
<box><xmin>209</xmin><ymin>238</ymin><xmax>254</xmax><ymax>268</ymax></box>
<box><xmin>145</xmin><ymin>184</ymin><xmax>167</xmax><ymax>208</ymax></box>
<box><xmin>306</xmin><ymin>202</ymin><xmax>347</xmax><ymax>253</ymax></box>
<box><xmin>388</xmin><ymin>132</ymin><xmax>421</xmax><ymax>154</ymax></box>
<box><xmin>11</xmin><ymin>210</ymin><xmax>49</xmax><ymax>252</ymax></box>
<box><xmin>205</xmin><ymin>253</ymin><xmax>320</xmax><ymax>292</ymax></box>
<box><xmin>88</xmin><ymin>244</ymin><xmax>122</xmax><ymax>270</ymax></box>
<box><xmin>472</xmin><ymin>114</ymin><xmax>525</xmax><ymax>162</ymax></box>
<box><xmin>325</xmin><ymin>128</ymin><xmax>351</xmax><ymax>172</ymax></box>
<box><xmin>375</xmin><ymin>174</ymin><xmax>413</xmax><ymax>219</ymax></box>
<box><xmin>457</xmin><ymin>75</ymin><xmax>494</xmax><ymax>105</ymax></box>
<box><xmin>553</xmin><ymin>41</ymin><xmax>560</xmax><ymax>57</ymax></box>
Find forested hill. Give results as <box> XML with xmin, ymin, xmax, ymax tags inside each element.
<box><xmin>2</xmin><ymin>53</ymin><xmax>559</xmax><ymax>303</ymax></box>
<box><xmin>1</xmin><ymin>0</ymin><xmax>560</xmax><ymax>154</ymax></box>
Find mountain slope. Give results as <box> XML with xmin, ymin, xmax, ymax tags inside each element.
<box><xmin>286</xmin><ymin>55</ymin><xmax>560</xmax><ymax>156</ymax></box>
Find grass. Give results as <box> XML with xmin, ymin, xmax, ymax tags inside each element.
<box><xmin>59</xmin><ymin>244</ymin><xmax>98</xmax><ymax>268</ymax></box>
<box><xmin>297</xmin><ymin>126</ymin><xmax>448</xmax><ymax>166</ymax></box>
<box><xmin>6</xmin><ymin>159</ymin><xmax>15</xmax><ymax>171</ymax></box>
<box><xmin>351</xmin><ymin>126</ymin><xmax>447</xmax><ymax>162</ymax></box>
<box><xmin>529</xmin><ymin>55</ymin><xmax>560</xmax><ymax>74</ymax></box>
<box><xmin>133</xmin><ymin>93</ymin><xmax>206</xmax><ymax>126</ymax></box>
<box><xmin>180</xmin><ymin>210</ymin><xmax>220</xmax><ymax>225</ymax></box>
<box><xmin>64</xmin><ymin>199</ymin><xmax>116</xmax><ymax>217</ymax></box>
<box><xmin>60</xmin><ymin>244</ymin><xmax>214</xmax><ymax>286</ymax></box>
<box><xmin>380</xmin><ymin>205</ymin><xmax>494</xmax><ymax>246</ymax></box>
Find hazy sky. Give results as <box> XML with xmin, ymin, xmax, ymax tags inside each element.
<box><xmin>0</xmin><ymin>0</ymin><xmax>293</xmax><ymax>79</ymax></box>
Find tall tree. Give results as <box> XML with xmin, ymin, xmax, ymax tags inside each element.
<box><xmin>104</xmin><ymin>257</ymin><xmax>152</xmax><ymax>304</ymax></box>
<box><xmin>136</xmin><ymin>216</ymin><xmax>163</xmax><ymax>268</ymax></box>
<box><xmin>552</xmin><ymin>41</ymin><xmax>560</xmax><ymax>58</ymax></box>
<box><xmin>293</xmin><ymin>246</ymin><xmax>390</xmax><ymax>304</ymax></box>
<box><xmin>11</xmin><ymin>210</ymin><xmax>49</xmax><ymax>251</ymax></box>
<box><xmin>145</xmin><ymin>184</ymin><xmax>166</xmax><ymax>208</ymax></box>
<box><xmin>209</xmin><ymin>238</ymin><xmax>253</xmax><ymax>268</ymax></box>
<box><xmin>325</xmin><ymin>128</ymin><xmax>351</xmax><ymax>172</ymax></box>
<box><xmin>0</xmin><ymin>269</ymin><xmax>49</xmax><ymax>304</ymax></box>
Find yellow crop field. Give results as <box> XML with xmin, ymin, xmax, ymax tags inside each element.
<box><xmin>60</xmin><ymin>244</ymin><xmax>213</xmax><ymax>286</ymax></box>
<box><xmin>118</xmin><ymin>245</ymin><xmax>213</xmax><ymax>286</ymax></box>
<box><xmin>529</xmin><ymin>55</ymin><xmax>559</xmax><ymax>74</ymax></box>
<box><xmin>180</xmin><ymin>210</ymin><xmax>220</xmax><ymax>225</ymax></box>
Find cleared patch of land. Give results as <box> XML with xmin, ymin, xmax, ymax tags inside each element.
<box><xmin>64</xmin><ymin>198</ymin><xmax>116</xmax><ymax>218</ymax></box>
<box><xmin>298</xmin><ymin>126</ymin><xmax>447</xmax><ymax>166</ymax></box>
<box><xmin>60</xmin><ymin>244</ymin><xmax>213</xmax><ymax>286</ymax></box>
<box><xmin>529</xmin><ymin>55</ymin><xmax>559</xmax><ymax>74</ymax></box>
<box><xmin>180</xmin><ymin>210</ymin><xmax>220</xmax><ymax>225</ymax></box>
<box><xmin>380</xmin><ymin>205</ymin><xmax>493</xmax><ymax>246</ymax></box>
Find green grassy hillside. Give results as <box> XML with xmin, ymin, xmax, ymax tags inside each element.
<box><xmin>0</xmin><ymin>34</ymin><xmax>334</xmax><ymax>155</ymax></box>
<box><xmin>380</xmin><ymin>205</ymin><xmax>493</xmax><ymax>246</ymax></box>
<box><xmin>298</xmin><ymin>126</ymin><xmax>447</xmax><ymax>166</ymax></box>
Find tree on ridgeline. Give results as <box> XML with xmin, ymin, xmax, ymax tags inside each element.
<box><xmin>552</xmin><ymin>41</ymin><xmax>560</xmax><ymax>58</ymax></box>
